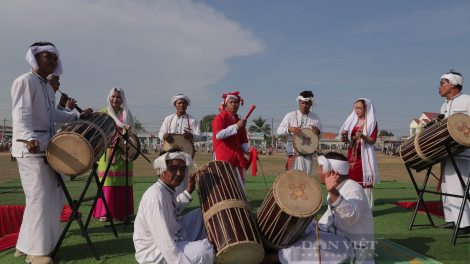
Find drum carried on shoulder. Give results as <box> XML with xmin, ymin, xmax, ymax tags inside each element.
<box><xmin>293</xmin><ymin>128</ymin><xmax>319</xmax><ymax>155</ymax></box>
<box><xmin>400</xmin><ymin>113</ymin><xmax>470</xmax><ymax>171</ymax></box>
<box><xmin>47</xmin><ymin>112</ymin><xmax>116</xmax><ymax>176</ymax></box>
<box><xmin>162</xmin><ymin>134</ymin><xmax>195</xmax><ymax>158</ymax></box>
<box><xmin>195</xmin><ymin>161</ymin><xmax>264</xmax><ymax>264</ymax></box>
<box><xmin>256</xmin><ymin>169</ymin><xmax>323</xmax><ymax>251</ymax></box>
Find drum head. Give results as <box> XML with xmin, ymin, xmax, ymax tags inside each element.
<box><xmin>273</xmin><ymin>170</ymin><xmax>323</xmax><ymax>217</ymax></box>
<box><xmin>120</xmin><ymin>133</ymin><xmax>141</xmax><ymax>161</ymax></box>
<box><xmin>448</xmin><ymin>113</ymin><xmax>470</xmax><ymax>146</ymax></box>
<box><xmin>293</xmin><ymin>128</ymin><xmax>319</xmax><ymax>155</ymax></box>
<box><xmin>47</xmin><ymin>133</ymin><xmax>94</xmax><ymax>177</ymax></box>
<box><xmin>215</xmin><ymin>241</ymin><xmax>264</xmax><ymax>264</ymax></box>
<box><xmin>162</xmin><ymin>134</ymin><xmax>195</xmax><ymax>157</ymax></box>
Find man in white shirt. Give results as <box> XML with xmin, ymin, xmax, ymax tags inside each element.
<box><xmin>277</xmin><ymin>91</ymin><xmax>323</xmax><ymax>175</ymax></box>
<box><xmin>133</xmin><ymin>150</ymin><xmax>214</xmax><ymax>264</ymax></box>
<box><xmin>436</xmin><ymin>70</ymin><xmax>470</xmax><ymax>235</ymax></box>
<box><xmin>12</xmin><ymin>42</ymin><xmax>82</xmax><ymax>264</ymax></box>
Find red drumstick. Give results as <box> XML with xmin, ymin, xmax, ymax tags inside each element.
<box><xmin>245</xmin><ymin>105</ymin><xmax>256</xmax><ymax>119</ymax></box>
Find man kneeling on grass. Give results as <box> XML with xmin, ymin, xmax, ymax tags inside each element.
<box><xmin>133</xmin><ymin>149</ymin><xmax>215</xmax><ymax>264</ymax></box>
<box><xmin>261</xmin><ymin>152</ymin><xmax>375</xmax><ymax>264</ymax></box>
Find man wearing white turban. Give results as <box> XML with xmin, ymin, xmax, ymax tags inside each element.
<box><xmin>436</xmin><ymin>70</ymin><xmax>470</xmax><ymax>234</ymax></box>
<box><xmin>277</xmin><ymin>91</ymin><xmax>323</xmax><ymax>175</ymax></box>
<box><xmin>11</xmin><ymin>42</ymin><xmax>83</xmax><ymax>264</ymax></box>
<box><xmin>133</xmin><ymin>150</ymin><xmax>214</xmax><ymax>264</ymax></box>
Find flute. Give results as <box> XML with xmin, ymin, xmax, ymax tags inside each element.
<box><xmin>57</xmin><ymin>89</ymin><xmax>83</xmax><ymax>113</ymax></box>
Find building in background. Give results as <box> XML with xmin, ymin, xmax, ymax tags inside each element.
<box><xmin>409</xmin><ymin>112</ymin><xmax>440</xmax><ymax>136</ymax></box>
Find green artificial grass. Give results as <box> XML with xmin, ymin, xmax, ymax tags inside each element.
<box><xmin>0</xmin><ymin>177</ymin><xmax>469</xmax><ymax>263</ymax></box>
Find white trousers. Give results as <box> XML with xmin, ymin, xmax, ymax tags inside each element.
<box><xmin>364</xmin><ymin>188</ymin><xmax>374</xmax><ymax>211</ymax></box>
<box><xmin>290</xmin><ymin>155</ymin><xmax>313</xmax><ymax>175</ymax></box>
<box><xmin>441</xmin><ymin>160</ymin><xmax>470</xmax><ymax>228</ymax></box>
<box><xmin>16</xmin><ymin>157</ymin><xmax>65</xmax><ymax>256</ymax></box>
<box><xmin>161</xmin><ymin>209</ymin><xmax>215</xmax><ymax>264</ymax></box>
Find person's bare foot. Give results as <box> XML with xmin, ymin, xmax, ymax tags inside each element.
<box><xmin>26</xmin><ymin>255</ymin><xmax>54</xmax><ymax>264</ymax></box>
<box><xmin>14</xmin><ymin>249</ymin><xmax>26</xmax><ymax>257</ymax></box>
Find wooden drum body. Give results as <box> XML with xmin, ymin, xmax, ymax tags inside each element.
<box><xmin>162</xmin><ymin>134</ymin><xmax>195</xmax><ymax>158</ymax></box>
<box><xmin>119</xmin><ymin>133</ymin><xmax>141</xmax><ymax>161</ymax></box>
<box><xmin>47</xmin><ymin>112</ymin><xmax>116</xmax><ymax>176</ymax></box>
<box><xmin>400</xmin><ymin>113</ymin><xmax>470</xmax><ymax>171</ymax></box>
<box><xmin>293</xmin><ymin>128</ymin><xmax>319</xmax><ymax>155</ymax></box>
<box><xmin>196</xmin><ymin>161</ymin><xmax>264</xmax><ymax>264</ymax></box>
<box><xmin>257</xmin><ymin>169</ymin><xmax>323</xmax><ymax>250</ymax></box>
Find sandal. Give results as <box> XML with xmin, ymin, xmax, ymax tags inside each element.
<box><xmin>99</xmin><ymin>217</ymin><xmax>109</xmax><ymax>222</ymax></box>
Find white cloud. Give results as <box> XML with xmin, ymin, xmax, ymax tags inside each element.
<box><xmin>0</xmin><ymin>0</ymin><xmax>264</xmax><ymax>108</ymax></box>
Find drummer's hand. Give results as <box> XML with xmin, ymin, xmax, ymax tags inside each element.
<box><xmin>311</xmin><ymin>126</ymin><xmax>320</xmax><ymax>135</ymax></box>
<box><xmin>26</xmin><ymin>140</ymin><xmax>40</xmax><ymax>154</ymax></box>
<box><xmin>59</xmin><ymin>93</ymin><xmax>68</xmax><ymax>107</ymax></box>
<box><xmin>65</xmin><ymin>98</ymin><xmax>77</xmax><ymax>110</ymax></box>
<box><xmin>79</xmin><ymin>108</ymin><xmax>93</xmax><ymax>119</ymax></box>
<box><xmin>109</xmin><ymin>144</ymin><xmax>115</xmax><ymax>148</ymax></box>
<box><xmin>236</xmin><ymin>119</ymin><xmax>247</xmax><ymax>128</ymax></box>
<box><xmin>186</xmin><ymin>172</ymin><xmax>196</xmax><ymax>194</ymax></box>
<box><xmin>340</xmin><ymin>130</ymin><xmax>348</xmax><ymax>136</ymax></box>
<box><xmin>355</xmin><ymin>128</ymin><xmax>363</xmax><ymax>138</ymax></box>
<box><xmin>288</xmin><ymin>127</ymin><xmax>302</xmax><ymax>136</ymax></box>
<box><xmin>125</xmin><ymin>125</ymin><xmax>132</xmax><ymax>133</ymax></box>
<box><xmin>163</xmin><ymin>133</ymin><xmax>174</xmax><ymax>143</ymax></box>
<box><xmin>182</xmin><ymin>130</ymin><xmax>193</xmax><ymax>140</ymax></box>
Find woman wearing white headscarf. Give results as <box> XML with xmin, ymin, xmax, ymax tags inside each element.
<box><xmin>340</xmin><ymin>98</ymin><xmax>379</xmax><ymax>210</ymax></box>
<box><xmin>92</xmin><ymin>87</ymin><xmax>136</xmax><ymax>221</ymax></box>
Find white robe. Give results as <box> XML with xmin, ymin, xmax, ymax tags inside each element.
<box><xmin>440</xmin><ymin>93</ymin><xmax>470</xmax><ymax>227</ymax></box>
<box><xmin>11</xmin><ymin>71</ymin><xmax>79</xmax><ymax>255</ymax></box>
<box><xmin>277</xmin><ymin>110</ymin><xmax>323</xmax><ymax>174</ymax></box>
<box><xmin>158</xmin><ymin>113</ymin><xmax>202</xmax><ymax>142</ymax></box>
<box><xmin>318</xmin><ymin>179</ymin><xmax>375</xmax><ymax>264</ymax></box>
<box><xmin>133</xmin><ymin>180</ymin><xmax>214</xmax><ymax>264</ymax></box>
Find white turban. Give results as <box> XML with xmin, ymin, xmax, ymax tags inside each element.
<box><xmin>441</xmin><ymin>73</ymin><xmax>464</xmax><ymax>86</ymax></box>
<box><xmin>25</xmin><ymin>45</ymin><xmax>63</xmax><ymax>76</ymax></box>
<box><xmin>171</xmin><ymin>95</ymin><xmax>191</xmax><ymax>106</ymax></box>
<box><xmin>153</xmin><ymin>151</ymin><xmax>194</xmax><ymax>175</ymax></box>
<box><xmin>106</xmin><ymin>87</ymin><xmax>134</xmax><ymax>130</ymax></box>
<box><xmin>296</xmin><ymin>96</ymin><xmax>314</xmax><ymax>103</ymax></box>
<box><xmin>317</xmin><ymin>155</ymin><xmax>349</xmax><ymax>175</ymax></box>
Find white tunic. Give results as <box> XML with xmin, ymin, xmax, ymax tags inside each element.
<box><xmin>440</xmin><ymin>93</ymin><xmax>470</xmax><ymax>227</ymax></box>
<box><xmin>11</xmin><ymin>71</ymin><xmax>79</xmax><ymax>157</ymax></box>
<box><xmin>277</xmin><ymin>110</ymin><xmax>323</xmax><ymax>156</ymax></box>
<box><xmin>134</xmin><ymin>180</ymin><xmax>213</xmax><ymax>264</ymax></box>
<box><xmin>159</xmin><ymin>113</ymin><xmax>202</xmax><ymax>142</ymax></box>
<box><xmin>319</xmin><ymin>179</ymin><xmax>375</xmax><ymax>264</ymax></box>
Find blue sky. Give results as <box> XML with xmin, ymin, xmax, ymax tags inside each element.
<box><xmin>1</xmin><ymin>0</ymin><xmax>469</xmax><ymax>136</ymax></box>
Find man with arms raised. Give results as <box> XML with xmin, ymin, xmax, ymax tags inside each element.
<box><xmin>436</xmin><ymin>70</ymin><xmax>470</xmax><ymax>234</ymax></box>
<box><xmin>277</xmin><ymin>91</ymin><xmax>323</xmax><ymax>174</ymax></box>
<box><xmin>133</xmin><ymin>150</ymin><xmax>214</xmax><ymax>264</ymax></box>
<box><xmin>212</xmin><ymin>91</ymin><xmax>252</xmax><ymax>191</ymax></box>
<box><xmin>159</xmin><ymin>94</ymin><xmax>201</xmax><ymax>195</ymax></box>
<box><xmin>11</xmin><ymin>42</ymin><xmax>85</xmax><ymax>264</ymax></box>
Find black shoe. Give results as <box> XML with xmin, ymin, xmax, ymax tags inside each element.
<box><xmin>450</xmin><ymin>226</ymin><xmax>470</xmax><ymax>235</ymax></box>
<box><xmin>437</xmin><ymin>222</ymin><xmax>455</xmax><ymax>229</ymax></box>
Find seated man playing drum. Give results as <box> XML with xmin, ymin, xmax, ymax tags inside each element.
<box><xmin>277</xmin><ymin>91</ymin><xmax>323</xmax><ymax>174</ymax></box>
<box><xmin>133</xmin><ymin>150</ymin><xmax>214</xmax><ymax>264</ymax></box>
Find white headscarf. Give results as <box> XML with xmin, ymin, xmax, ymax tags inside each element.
<box><xmin>171</xmin><ymin>95</ymin><xmax>191</xmax><ymax>106</ymax></box>
<box><xmin>317</xmin><ymin>155</ymin><xmax>349</xmax><ymax>175</ymax></box>
<box><xmin>153</xmin><ymin>151</ymin><xmax>194</xmax><ymax>175</ymax></box>
<box><xmin>106</xmin><ymin>87</ymin><xmax>134</xmax><ymax>130</ymax></box>
<box><xmin>296</xmin><ymin>96</ymin><xmax>314</xmax><ymax>103</ymax></box>
<box><xmin>441</xmin><ymin>73</ymin><xmax>464</xmax><ymax>86</ymax></box>
<box><xmin>25</xmin><ymin>45</ymin><xmax>63</xmax><ymax>76</ymax></box>
<box><xmin>339</xmin><ymin>98</ymin><xmax>379</xmax><ymax>185</ymax></box>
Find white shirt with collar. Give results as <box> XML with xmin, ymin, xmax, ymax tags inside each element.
<box><xmin>11</xmin><ymin>71</ymin><xmax>79</xmax><ymax>157</ymax></box>
<box><xmin>277</xmin><ymin>110</ymin><xmax>323</xmax><ymax>156</ymax></box>
<box><xmin>441</xmin><ymin>93</ymin><xmax>470</xmax><ymax>159</ymax></box>
<box><xmin>319</xmin><ymin>179</ymin><xmax>375</xmax><ymax>264</ymax></box>
<box><xmin>159</xmin><ymin>113</ymin><xmax>202</xmax><ymax>142</ymax></box>
<box><xmin>134</xmin><ymin>180</ymin><xmax>194</xmax><ymax>264</ymax></box>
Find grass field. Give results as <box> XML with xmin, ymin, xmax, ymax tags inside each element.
<box><xmin>0</xmin><ymin>153</ymin><xmax>469</xmax><ymax>263</ymax></box>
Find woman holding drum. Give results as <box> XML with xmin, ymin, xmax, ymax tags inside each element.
<box><xmin>92</xmin><ymin>87</ymin><xmax>136</xmax><ymax>222</ymax></box>
<box><xmin>340</xmin><ymin>98</ymin><xmax>379</xmax><ymax>210</ymax></box>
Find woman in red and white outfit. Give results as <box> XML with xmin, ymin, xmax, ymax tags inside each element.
<box><xmin>212</xmin><ymin>91</ymin><xmax>253</xmax><ymax>192</ymax></box>
<box><xmin>340</xmin><ymin>98</ymin><xmax>379</xmax><ymax>210</ymax></box>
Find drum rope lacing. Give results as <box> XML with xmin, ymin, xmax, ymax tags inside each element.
<box><xmin>74</xmin><ymin>119</ymin><xmax>109</xmax><ymax>150</ymax></box>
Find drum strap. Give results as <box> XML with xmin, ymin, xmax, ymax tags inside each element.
<box><xmin>413</xmin><ymin>132</ymin><xmax>435</xmax><ymax>164</ymax></box>
<box><xmin>203</xmin><ymin>199</ymin><xmax>252</xmax><ymax>223</ymax></box>
<box><xmin>75</xmin><ymin>120</ymin><xmax>109</xmax><ymax>149</ymax></box>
